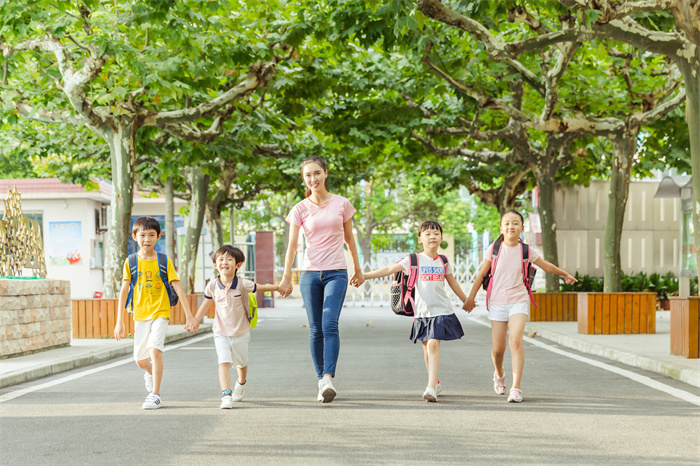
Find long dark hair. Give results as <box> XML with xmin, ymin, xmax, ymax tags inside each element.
<box><xmin>495</xmin><ymin>209</ymin><xmax>524</xmax><ymax>242</ymax></box>
<box><xmin>300</xmin><ymin>156</ymin><xmax>330</xmax><ymax>198</ymax></box>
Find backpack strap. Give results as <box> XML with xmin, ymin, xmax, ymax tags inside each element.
<box><xmin>437</xmin><ymin>254</ymin><xmax>448</xmax><ymax>272</ymax></box>
<box><xmin>404</xmin><ymin>253</ymin><xmax>419</xmax><ymax>309</ymax></box>
<box><xmin>125</xmin><ymin>253</ymin><xmax>139</xmax><ymax>311</ymax></box>
<box><xmin>520</xmin><ymin>243</ymin><xmax>538</xmax><ymax>308</ymax></box>
<box><xmin>485</xmin><ymin>241</ymin><xmax>502</xmax><ymax>311</ymax></box>
<box><xmin>237</xmin><ymin>277</ymin><xmax>252</xmax><ymax>322</ymax></box>
<box><xmin>157</xmin><ymin>252</ymin><xmax>169</xmax><ymax>287</ymax></box>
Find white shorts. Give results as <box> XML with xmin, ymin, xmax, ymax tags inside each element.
<box><xmin>133</xmin><ymin>318</ymin><xmax>169</xmax><ymax>362</ymax></box>
<box><xmin>488</xmin><ymin>301</ymin><xmax>530</xmax><ymax>322</ymax></box>
<box><xmin>214</xmin><ymin>332</ymin><xmax>251</xmax><ymax>368</ymax></box>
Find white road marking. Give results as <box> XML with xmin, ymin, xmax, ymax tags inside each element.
<box><xmin>0</xmin><ymin>333</ymin><xmax>213</xmax><ymax>403</ymax></box>
<box><xmin>470</xmin><ymin>318</ymin><xmax>700</xmax><ymax>406</ymax></box>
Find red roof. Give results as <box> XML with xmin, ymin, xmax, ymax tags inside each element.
<box><xmin>0</xmin><ymin>178</ymin><xmax>113</xmax><ymax>196</ymax></box>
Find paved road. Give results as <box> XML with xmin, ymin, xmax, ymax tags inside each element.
<box><xmin>1</xmin><ymin>306</ymin><xmax>699</xmax><ymax>464</ymax></box>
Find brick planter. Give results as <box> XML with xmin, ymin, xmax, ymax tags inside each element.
<box><xmin>0</xmin><ymin>279</ymin><xmax>72</xmax><ymax>358</ymax></box>
<box><xmin>530</xmin><ymin>292</ymin><xmax>578</xmax><ymax>321</ymax></box>
<box><xmin>577</xmin><ymin>292</ymin><xmax>656</xmax><ymax>335</ymax></box>
<box><xmin>669</xmin><ymin>297</ymin><xmax>699</xmax><ymax>358</ymax></box>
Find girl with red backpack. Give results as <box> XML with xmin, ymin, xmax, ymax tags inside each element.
<box><xmin>363</xmin><ymin>221</ymin><xmax>470</xmax><ymax>402</ymax></box>
<box><xmin>463</xmin><ymin>210</ymin><xmax>577</xmax><ymax>403</ymax></box>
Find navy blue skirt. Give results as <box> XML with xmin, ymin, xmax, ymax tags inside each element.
<box><xmin>410</xmin><ymin>313</ymin><xmax>464</xmax><ymax>343</ymax></box>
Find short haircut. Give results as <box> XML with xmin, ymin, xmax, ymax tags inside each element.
<box><xmin>419</xmin><ymin>220</ymin><xmax>443</xmax><ymax>235</ymax></box>
<box><xmin>214</xmin><ymin>244</ymin><xmax>245</xmax><ymax>264</ymax></box>
<box><xmin>132</xmin><ymin>217</ymin><xmax>161</xmax><ymax>235</ymax></box>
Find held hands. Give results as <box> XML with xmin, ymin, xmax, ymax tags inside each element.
<box><xmin>462</xmin><ymin>298</ymin><xmax>476</xmax><ymax>313</ymax></box>
<box><xmin>350</xmin><ymin>270</ymin><xmax>365</xmax><ymax>287</ymax></box>
<box><xmin>185</xmin><ymin>317</ymin><xmax>199</xmax><ymax>333</ymax></box>
<box><xmin>278</xmin><ymin>277</ymin><xmax>293</xmax><ymax>298</ymax></box>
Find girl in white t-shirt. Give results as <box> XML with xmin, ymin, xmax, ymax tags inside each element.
<box><xmin>363</xmin><ymin>221</ymin><xmax>470</xmax><ymax>402</ymax></box>
<box><xmin>278</xmin><ymin>156</ymin><xmax>364</xmax><ymax>403</ymax></box>
<box><xmin>464</xmin><ymin>210</ymin><xmax>577</xmax><ymax>403</ymax></box>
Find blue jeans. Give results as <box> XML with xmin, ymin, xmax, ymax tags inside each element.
<box><xmin>299</xmin><ymin>269</ymin><xmax>348</xmax><ymax>379</ymax></box>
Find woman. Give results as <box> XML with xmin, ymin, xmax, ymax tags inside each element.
<box><xmin>278</xmin><ymin>156</ymin><xmax>364</xmax><ymax>403</ymax></box>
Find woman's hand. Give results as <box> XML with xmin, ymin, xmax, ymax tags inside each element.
<box><xmin>350</xmin><ymin>270</ymin><xmax>365</xmax><ymax>287</ymax></box>
<box><xmin>278</xmin><ymin>276</ymin><xmax>293</xmax><ymax>297</ymax></box>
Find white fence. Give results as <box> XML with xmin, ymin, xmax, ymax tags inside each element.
<box><xmin>345</xmin><ymin>257</ymin><xmax>479</xmax><ymax>307</ymax></box>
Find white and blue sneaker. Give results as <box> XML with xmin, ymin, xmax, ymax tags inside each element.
<box><xmin>142</xmin><ymin>393</ymin><xmax>161</xmax><ymax>410</ymax></box>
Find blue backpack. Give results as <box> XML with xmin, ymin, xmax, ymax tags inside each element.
<box><xmin>124</xmin><ymin>252</ymin><xmax>179</xmax><ymax>313</ymax></box>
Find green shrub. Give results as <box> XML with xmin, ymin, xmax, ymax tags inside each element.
<box><xmin>558</xmin><ymin>271</ymin><xmax>680</xmax><ymax>298</ymax></box>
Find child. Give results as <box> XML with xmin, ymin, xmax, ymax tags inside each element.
<box><xmin>114</xmin><ymin>217</ymin><xmax>197</xmax><ymax>410</ymax></box>
<box><xmin>192</xmin><ymin>245</ymin><xmax>279</xmax><ymax>409</ymax></box>
<box><xmin>463</xmin><ymin>209</ymin><xmax>577</xmax><ymax>403</ymax></box>
<box><xmin>362</xmin><ymin>221</ymin><xmax>469</xmax><ymax>402</ymax></box>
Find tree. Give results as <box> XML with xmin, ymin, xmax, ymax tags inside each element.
<box><xmin>413</xmin><ymin>0</ymin><xmax>685</xmax><ymax>290</ymax></box>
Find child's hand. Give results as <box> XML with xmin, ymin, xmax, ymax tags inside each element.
<box><xmin>278</xmin><ymin>277</ymin><xmax>293</xmax><ymax>298</ymax></box>
<box><xmin>462</xmin><ymin>298</ymin><xmax>476</xmax><ymax>313</ymax></box>
<box><xmin>114</xmin><ymin>322</ymin><xmax>125</xmax><ymax>341</ymax></box>
<box><xmin>563</xmin><ymin>273</ymin><xmax>577</xmax><ymax>285</ymax></box>
<box><xmin>186</xmin><ymin>317</ymin><xmax>198</xmax><ymax>333</ymax></box>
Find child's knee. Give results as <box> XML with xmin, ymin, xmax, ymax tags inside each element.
<box><xmin>508</xmin><ymin>335</ymin><xmax>523</xmax><ymax>350</ymax></box>
<box><xmin>136</xmin><ymin>359</ymin><xmax>150</xmax><ymax>370</ymax></box>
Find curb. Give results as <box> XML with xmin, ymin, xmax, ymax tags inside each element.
<box><xmin>0</xmin><ymin>324</ymin><xmax>212</xmax><ymax>389</ymax></box>
<box><xmin>523</xmin><ymin>323</ymin><xmax>700</xmax><ymax>388</ymax></box>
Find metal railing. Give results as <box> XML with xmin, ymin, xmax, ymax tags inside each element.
<box><xmin>345</xmin><ymin>257</ymin><xmax>479</xmax><ymax>307</ymax></box>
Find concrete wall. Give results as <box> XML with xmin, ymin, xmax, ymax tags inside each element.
<box><xmin>0</xmin><ymin>279</ymin><xmax>72</xmax><ymax>358</ymax></box>
<box><xmin>552</xmin><ymin>180</ymin><xmax>680</xmax><ymax>277</ymax></box>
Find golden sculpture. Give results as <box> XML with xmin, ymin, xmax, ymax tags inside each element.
<box><xmin>0</xmin><ymin>187</ymin><xmax>47</xmax><ymax>278</ymax></box>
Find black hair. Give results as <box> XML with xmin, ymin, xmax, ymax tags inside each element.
<box><xmin>300</xmin><ymin>156</ymin><xmax>330</xmax><ymax>198</ymax></box>
<box><xmin>214</xmin><ymin>244</ymin><xmax>245</xmax><ymax>264</ymax></box>
<box><xmin>132</xmin><ymin>217</ymin><xmax>161</xmax><ymax>236</ymax></box>
<box><xmin>495</xmin><ymin>209</ymin><xmax>525</xmax><ymax>242</ymax></box>
<box><xmin>418</xmin><ymin>221</ymin><xmax>443</xmax><ymax>235</ymax></box>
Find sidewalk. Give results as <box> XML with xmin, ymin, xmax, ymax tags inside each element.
<box><xmin>0</xmin><ymin>322</ymin><xmax>211</xmax><ymax>389</ymax></box>
<box><xmin>519</xmin><ymin>310</ymin><xmax>700</xmax><ymax>387</ymax></box>
<box><xmin>1</xmin><ymin>305</ymin><xmax>699</xmax><ymax>390</ymax></box>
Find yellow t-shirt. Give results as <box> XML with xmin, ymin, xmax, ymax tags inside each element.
<box><xmin>123</xmin><ymin>255</ymin><xmax>179</xmax><ymax>321</ymax></box>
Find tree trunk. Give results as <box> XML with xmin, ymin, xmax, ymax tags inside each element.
<box><xmin>103</xmin><ymin>121</ymin><xmax>136</xmax><ymax>298</ymax></box>
<box><xmin>164</xmin><ymin>178</ymin><xmax>175</xmax><ymax>267</ymax></box>
<box><xmin>679</xmin><ymin>61</ymin><xmax>700</xmax><ymax>290</ymax></box>
<box><xmin>180</xmin><ymin>168</ymin><xmax>210</xmax><ymax>294</ymax></box>
<box><xmin>533</xmin><ymin>162</ymin><xmax>560</xmax><ymax>291</ymax></box>
<box><xmin>229</xmin><ymin>206</ymin><xmax>236</xmax><ymax>244</ymax></box>
<box><xmin>603</xmin><ymin>134</ymin><xmax>635</xmax><ymax>292</ymax></box>
<box><xmin>206</xmin><ymin>201</ymin><xmax>224</xmax><ymax>256</ymax></box>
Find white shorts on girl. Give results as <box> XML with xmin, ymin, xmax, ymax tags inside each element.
<box><xmin>488</xmin><ymin>301</ymin><xmax>530</xmax><ymax>322</ymax></box>
<box><xmin>133</xmin><ymin>318</ymin><xmax>169</xmax><ymax>362</ymax></box>
<box><xmin>214</xmin><ymin>332</ymin><xmax>251</xmax><ymax>368</ymax></box>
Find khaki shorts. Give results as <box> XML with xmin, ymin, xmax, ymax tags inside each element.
<box><xmin>133</xmin><ymin>318</ymin><xmax>169</xmax><ymax>362</ymax></box>
<box><xmin>214</xmin><ymin>332</ymin><xmax>251</xmax><ymax>368</ymax></box>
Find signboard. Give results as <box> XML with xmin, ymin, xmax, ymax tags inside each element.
<box><xmin>48</xmin><ymin>221</ymin><xmax>82</xmax><ymax>265</ymax></box>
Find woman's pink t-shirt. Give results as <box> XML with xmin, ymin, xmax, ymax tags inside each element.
<box><xmin>487</xmin><ymin>242</ymin><xmax>540</xmax><ymax>305</ymax></box>
<box><xmin>285</xmin><ymin>194</ymin><xmax>356</xmax><ymax>271</ymax></box>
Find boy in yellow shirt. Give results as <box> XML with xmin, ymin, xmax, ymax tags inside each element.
<box><xmin>114</xmin><ymin>217</ymin><xmax>197</xmax><ymax>409</ymax></box>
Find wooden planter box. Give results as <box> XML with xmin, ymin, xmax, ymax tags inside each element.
<box><xmin>669</xmin><ymin>297</ymin><xmax>699</xmax><ymax>358</ymax></box>
<box><xmin>577</xmin><ymin>292</ymin><xmax>656</xmax><ymax>335</ymax></box>
<box><xmin>530</xmin><ymin>292</ymin><xmax>578</xmax><ymax>321</ymax></box>
<box><xmin>72</xmin><ymin>294</ymin><xmax>210</xmax><ymax>339</ymax></box>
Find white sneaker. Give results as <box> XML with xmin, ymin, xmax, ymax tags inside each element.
<box><xmin>436</xmin><ymin>382</ymin><xmax>442</xmax><ymax>397</ymax></box>
<box><xmin>142</xmin><ymin>393</ymin><xmax>161</xmax><ymax>410</ymax></box>
<box><xmin>493</xmin><ymin>370</ymin><xmax>506</xmax><ymax>395</ymax></box>
<box><xmin>232</xmin><ymin>381</ymin><xmax>246</xmax><ymax>402</ymax></box>
<box><xmin>422</xmin><ymin>385</ymin><xmax>437</xmax><ymax>402</ymax></box>
<box><xmin>319</xmin><ymin>375</ymin><xmax>336</xmax><ymax>403</ymax></box>
<box><xmin>220</xmin><ymin>395</ymin><xmax>233</xmax><ymax>409</ymax></box>
<box><xmin>508</xmin><ymin>388</ymin><xmax>523</xmax><ymax>403</ymax></box>
<box><xmin>317</xmin><ymin>380</ymin><xmax>324</xmax><ymax>402</ymax></box>
<box><xmin>144</xmin><ymin>372</ymin><xmax>153</xmax><ymax>393</ymax></box>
